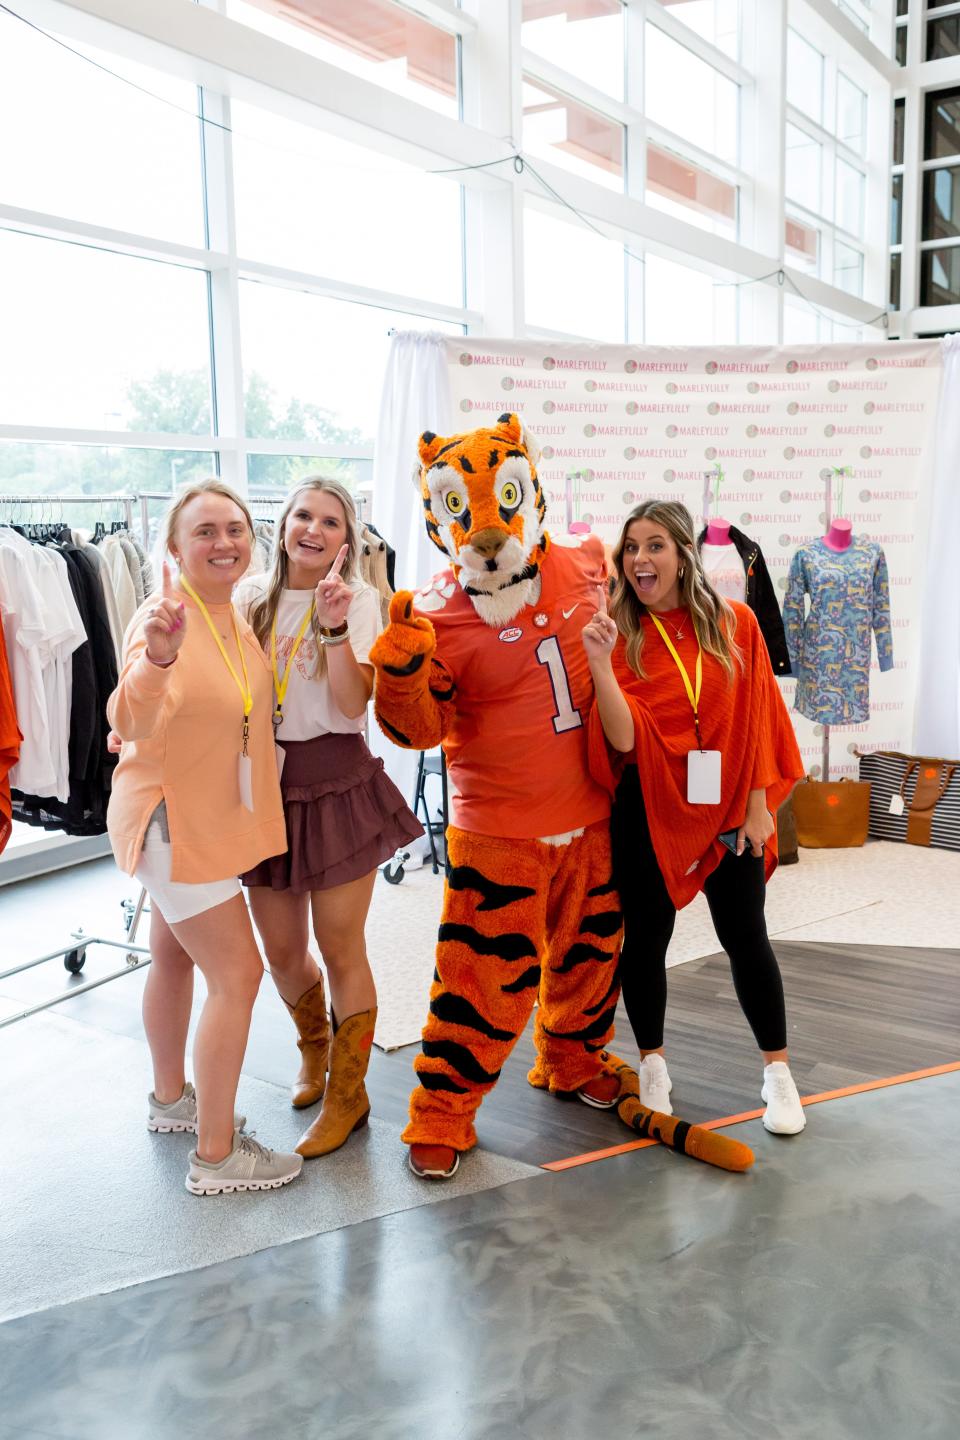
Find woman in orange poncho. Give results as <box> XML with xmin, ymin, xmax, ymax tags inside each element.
<box><xmin>583</xmin><ymin>500</ymin><xmax>806</xmax><ymax>1135</ymax></box>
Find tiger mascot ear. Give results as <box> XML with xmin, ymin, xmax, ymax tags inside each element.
<box><xmin>496</xmin><ymin>412</ymin><xmax>541</xmax><ymax>471</ymax></box>
<box><xmin>418</xmin><ymin>430</ymin><xmax>447</xmax><ymax>468</ymax></box>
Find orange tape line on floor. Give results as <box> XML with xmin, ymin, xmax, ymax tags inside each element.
<box><xmin>541</xmin><ymin>1058</ymin><xmax>960</xmax><ymax>1173</ymax></box>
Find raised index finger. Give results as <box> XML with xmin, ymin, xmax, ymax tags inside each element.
<box><xmin>596</xmin><ymin>577</ymin><xmax>609</xmax><ymax>614</ymax></box>
<box><xmin>161</xmin><ymin>560</ymin><xmax>175</xmax><ymax>599</ymax></box>
<box><xmin>328</xmin><ymin>544</ymin><xmax>349</xmax><ymax>580</ymax></box>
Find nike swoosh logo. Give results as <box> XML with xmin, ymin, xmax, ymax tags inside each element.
<box><xmin>562</xmin><ymin>605</ymin><xmax>578</xmax><ymax>620</ymax></box>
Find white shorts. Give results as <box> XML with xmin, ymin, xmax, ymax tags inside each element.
<box><xmin>135</xmin><ymin>809</ymin><xmax>241</xmax><ymax>925</ymax></box>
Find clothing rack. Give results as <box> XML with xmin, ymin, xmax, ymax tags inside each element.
<box><xmin>0</xmin><ymin>492</ymin><xmax>151</xmax><ymax>1028</ymax></box>
<box><xmin>0</xmin><ymin>493</ymin><xmax>137</xmax><ymax>530</ymax></box>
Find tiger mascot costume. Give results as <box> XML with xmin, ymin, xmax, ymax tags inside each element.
<box><xmin>370</xmin><ymin>415</ymin><xmax>753</xmax><ymax>1179</ymax></box>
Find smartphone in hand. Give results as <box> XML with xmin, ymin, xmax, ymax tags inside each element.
<box><xmin>718</xmin><ymin>828</ymin><xmax>740</xmax><ymax>855</ymax></box>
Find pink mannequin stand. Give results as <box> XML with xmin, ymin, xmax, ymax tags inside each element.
<box><xmin>704</xmin><ymin>517</ymin><xmax>733</xmax><ymax>546</ymax></box>
<box><xmin>823</xmin><ymin>518</ymin><xmax>853</xmax><ymax>552</ymax></box>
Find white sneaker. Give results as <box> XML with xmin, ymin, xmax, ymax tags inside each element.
<box><xmin>639</xmin><ymin>1054</ymin><xmax>673</xmax><ymax>1115</ymax></box>
<box><xmin>761</xmin><ymin>1063</ymin><xmax>806</xmax><ymax>1135</ymax></box>
<box><xmin>186</xmin><ymin>1133</ymin><xmax>303</xmax><ymax>1195</ymax></box>
<box><xmin>147</xmin><ymin>1082</ymin><xmax>245</xmax><ymax>1135</ymax></box>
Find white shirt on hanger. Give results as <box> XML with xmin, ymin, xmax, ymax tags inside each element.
<box><xmin>0</xmin><ymin>529</ymin><xmax>85</xmax><ymax>799</ymax></box>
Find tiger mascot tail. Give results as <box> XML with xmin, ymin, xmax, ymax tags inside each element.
<box><xmin>371</xmin><ymin>414</ymin><xmax>753</xmax><ymax>1176</ymax></box>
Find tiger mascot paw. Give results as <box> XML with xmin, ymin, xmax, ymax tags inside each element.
<box><xmin>369</xmin><ymin>590</ymin><xmax>437</xmax><ymax>675</ymax></box>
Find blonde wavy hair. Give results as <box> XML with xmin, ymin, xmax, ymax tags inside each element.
<box><xmin>610</xmin><ymin>499</ymin><xmax>742</xmax><ymax>681</ymax></box>
<box><xmin>161</xmin><ymin>478</ymin><xmax>255</xmax><ymax>565</ymax></box>
<box><xmin>248</xmin><ymin>477</ymin><xmax>361</xmax><ymax>679</ymax></box>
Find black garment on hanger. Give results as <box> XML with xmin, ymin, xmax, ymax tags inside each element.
<box><xmin>363</xmin><ymin>522</ymin><xmax>396</xmax><ymax>590</ymax></box>
<box><xmin>696</xmin><ymin>523</ymin><xmax>791</xmax><ymax>676</ymax></box>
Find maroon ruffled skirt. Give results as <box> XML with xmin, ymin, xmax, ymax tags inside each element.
<box><xmin>241</xmin><ymin>732</ymin><xmax>422</xmax><ymax>894</ymax></box>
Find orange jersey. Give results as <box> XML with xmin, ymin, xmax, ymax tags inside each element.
<box><xmin>413</xmin><ymin>536</ymin><xmax>611</xmax><ymax>839</ymax></box>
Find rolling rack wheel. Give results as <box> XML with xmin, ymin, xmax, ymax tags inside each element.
<box><xmin>64</xmin><ymin>947</ymin><xmax>87</xmax><ymax>974</ymax></box>
<box><xmin>382</xmin><ymin>851</ymin><xmax>410</xmax><ymax>885</ymax></box>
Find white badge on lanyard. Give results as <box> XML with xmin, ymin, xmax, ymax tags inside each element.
<box><xmin>238</xmin><ymin>752</ymin><xmax>255</xmax><ymax>811</ymax></box>
<box><xmin>688</xmin><ymin>748</ymin><xmax>722</xmax><ymax>805</ymax></box>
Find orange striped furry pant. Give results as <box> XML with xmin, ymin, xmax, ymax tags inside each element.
<box><xmin>402</xmin><ymin>819</ymin><xmax>622</xmax><ymax>1152</ymax></box>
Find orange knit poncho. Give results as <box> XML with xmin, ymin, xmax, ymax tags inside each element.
<box><xmin>588</xmin><ymin>601</ymin><xmax>804</xmax><ymax>909</ymax></box>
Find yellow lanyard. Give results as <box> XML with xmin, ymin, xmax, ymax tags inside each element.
<box><xmin>270</xmin><ymin>602</ymin><xmax>314</xmax><ymax>732</ymax></box>
<box><xmin>178</xmin><ymin>577</ymin><xmax>254</xmax><ymax>754</ymax></box>
<box><xmin>648</xmin><ymin>611</ymin><xmax>704</xmax><ymax>751</ymax></box>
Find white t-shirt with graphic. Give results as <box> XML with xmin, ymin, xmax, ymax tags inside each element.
<box><xmin>700</xmin><ymin>542</ymin><xmax>747</xmax><ymax>603</ymax></box>
<box><xmin>235</xmin><ymin>578</ymin><xmax>380</xmax><ymax>741</ymax></box>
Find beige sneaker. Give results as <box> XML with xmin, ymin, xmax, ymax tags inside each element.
<box><xmin>147</xmin><ymin>1082</ymin><xmax>245</xmax><ymax>1135</ymax></box>
<box><xmin>186</xmin><ymin>1133</ymin><xmax>303</xmax><ymax>1195</ymax></box>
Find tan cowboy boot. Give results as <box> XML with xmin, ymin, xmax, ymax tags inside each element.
<box><xmin>295</xmin><ymin>1008</ymin><xmax>376</xmax><ymax>1157</ymax></box>
<box><xmin>286</xmin><ymin>976</ymin><xmax>331</xmax><ymax>1109</ymax></box>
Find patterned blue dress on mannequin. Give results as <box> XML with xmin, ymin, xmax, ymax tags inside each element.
<box><xmin>782</xmin><ymin>535</ymin><xmax>893</xmax><ymax>725</ymax></box>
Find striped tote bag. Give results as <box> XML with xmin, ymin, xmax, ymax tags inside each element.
<box><xmin>855</xmin><ymin>750</ymin><xmax>960</xmax><ymax>852</ymax></box>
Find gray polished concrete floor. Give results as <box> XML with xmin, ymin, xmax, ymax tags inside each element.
<box><xmin>4</xmin><ymin>859</ymin><xmax>960</xmax><ymax>1439</ymax></box>
<box><xmin>4</xmin><ymin>1072</ymin><xmax>960</xmax><ymax>1440</ymax></box>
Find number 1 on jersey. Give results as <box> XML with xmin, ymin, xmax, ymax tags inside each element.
<box><xmin>536</xmin><ymin>636</ymin><xmax>583</xmax><ymax>734</ymax></box>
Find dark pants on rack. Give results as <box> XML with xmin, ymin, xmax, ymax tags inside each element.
<box><xmin>611</xmin><ymin>766</ymin><xmax>787</xmax><ymax>1054</ymax></box>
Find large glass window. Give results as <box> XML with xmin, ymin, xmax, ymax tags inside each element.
<box><xmin>246</xmin><ymin>454</ymin><xmax>374</xmax><ymax>496</ymax></box>
<box><xmin>645</xmin><ymin>26</ymin><xmax>739</xmax><ymax>165</ymax></box>
<box><xmin>889</xmin><ymin>253</ymin><xmax>901</xmax><ymax>311</ymax></box>
<box><xmin>924</xmin><ymin>167</ymin><xmax>960</xmax><ymax>240</ymax></box>
<box><xmin>0</xmin><ymin>230</ymin><xmax>212</xmax><ymax>433</ymax></box>
<box><xmin>893</xmin><ymin>98</ymin><xmax>905</xmax><ymax>165</ymax></box>
<box><xmin>836</xmin><ymin>159</ymin><xmax>865</xmax><ymax>236</ymax></box>
<box><xmin>225</xmin><ymin>1</ymin><xmax>458</xmax><ymax>117</ymax></box>
<box><xmin>892</xmin><ymin>174</ymin><xmax>904</xmax><ymax>245</ymax></box>
<box><xmin>521</xmin><ymin>78</ymin><xmax>624</xmax><ymax>191</ymax></box>
<box><xmin>521</xmin><ymin>1</ymin><xmax>625</xmax><ymax>99</ymax></box>
<box><xmin>0</xmin><ymin>443</ymin><xmax>215</xmax><ymax>513</ymax></box>
<box><xmin>231</xmin><ymin>104</ymin><xmax>462</xmax><ymax>304</ymax></box>
<box><xmin>927</xmin><ymin>15</ymin><xmax>960</xmax><ymax>62</ymax></box>
<box><xmin>658</xmin><ymin>1</ymin><xmax>740</xmax><ymax>61</ymax></box>
<box><xmin>642</xmin><ymin>254</ymin><xmax>737</xmax><ymax>345</ymax></box>
<box><xmin>785</xmin><ymin>123</ymin><xmax>822</xmax><ymax>214</ymax></box>
<box><xmin>785</xmin><ymin>215</ymin><xmax>819</xmax><ymax>273</ymax></box>
<box><xmin>645</xmin><ymin>145</ymin><xmax>737</xmax><ymax>238</ymax></box>
<box><xmin>524</xmin><ymin>207</ymin><xmax>625</xmax><ymax>340</ymax></box>
<box><xmin>0</xmin><ymin>11</ymin><xmax>203</xmax><ymax>245</ymax></box>
<box><xmin>786</xmin><ymin>30</ymin><xmax>824</xmax><ymax>125</ymax></box>
<box><xmin>925</xmin><ymin>88</ymin><xmax>960</xmax><ymax>160</ymax></box>
<box><xmin>240</xmin><ymin>283</ymin><xmax>461</xmax><ymax>447</ymax></box>
<box><xmin>834</xmin><ymin>240</ymin><xmax>863</xmax><ymax>296</ymax></box>
<box><xmin>921</xmin><ymin>246</ymin><xmax>960</xmax><ymax>304</ymax></box>
<box><xmin>837</xmin><ymin>74</ymin><xmax>867</xmax><ymax>154</ymax></box>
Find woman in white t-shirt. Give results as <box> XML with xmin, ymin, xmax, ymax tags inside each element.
<box><xmin>236</xmin><ymin>478</ymin><xmax>421</xmax><ymax>1159</ymax></box>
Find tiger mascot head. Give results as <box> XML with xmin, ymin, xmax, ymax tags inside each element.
<box><xmin>416</xmin><ymin>413</ymin><xmax>549</xmax><ymax>626</ymax></box>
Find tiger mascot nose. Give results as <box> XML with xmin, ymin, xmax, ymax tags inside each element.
<box><xmin>470</xmin><ymin>527</ymin><xmax>509</xmax><ymax>559</ymax></box>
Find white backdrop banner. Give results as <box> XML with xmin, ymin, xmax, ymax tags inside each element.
<box><xmin>443</xmin><ymin>337</ymin><xmax>942</xmax><ymax>778</ymax></box>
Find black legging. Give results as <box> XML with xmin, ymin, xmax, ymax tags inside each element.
<box><xmin>611</xmin><ymin>766</ymin><xmax>787</xmax><ymax>1054</ymax></box>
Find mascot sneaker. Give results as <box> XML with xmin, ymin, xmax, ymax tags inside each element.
<box><xmin>761</xmin><ymin>1062</ymin><xmax>806</xmax><ymax>1134</ymax></box>
<box><xmin>409</xmin><ymin>1144</ymin><xmax>460</xmax><ymax>1180</ymax></box>
<box><xmin>638</xmin><ymin>1054</ymin><xmax>673</xmax><ymax>1115</ymax></box>
<box><xmin>148</xmin><ymin>1082</ymin><xmax>245</xmax><ymax>1135</ymax></box>
<box><xmin>186</xmin><ymin>1134</ymin><xmax>303</xmax><ymax>1195</ymax></box>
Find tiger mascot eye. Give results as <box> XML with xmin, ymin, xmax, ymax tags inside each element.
<box><xmin>370</xmin><ymin>414</ymin><xmax>753</xmax><ymax>1178</ymax></box>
